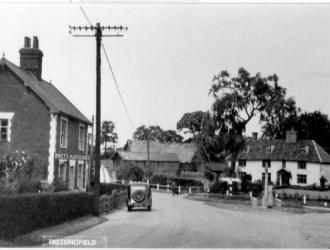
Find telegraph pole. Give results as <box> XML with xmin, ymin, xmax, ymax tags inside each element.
<box><xmin>147</xmin><ymin>132</ymin><xmax>150</xmax><ymax>183</ymax></box>
<box><xmin>69</xmin><ymin>23</ymin><xmax>127</xmax><ymax>216</ymax></box>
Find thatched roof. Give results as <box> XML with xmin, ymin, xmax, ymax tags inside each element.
<box><xmin>124</xmin><ymin>140</ymin><xmax>199</xmax><ymax>163</ymax></box>
<box><xmin>114</xmin><ymin>151</ymin><xmax>179</xmax><ymax>163</ymax></box>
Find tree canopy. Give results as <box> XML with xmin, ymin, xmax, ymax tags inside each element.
<box><xmin>263</xmin><ymin>110</ymin><xmax>330</xmax><ymax>153</ymax></box>
<box><xmin>133</xmin><ymin>125</ymin><xmax>183</xmax><ymax>143</ymax></box>
<box><xmin>101</xmin><ymin>120</ymin><xmax>118</xmax><ymax>155</ymax></box>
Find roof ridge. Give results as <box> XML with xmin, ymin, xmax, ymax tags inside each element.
<box><xmin>312</xmin><ymin>140</ymin><xmax>323</xmax><ymax>163</ymax></box>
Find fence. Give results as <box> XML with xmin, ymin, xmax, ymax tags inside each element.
<box><xmin>113</xmin><ymin>180</ymin><xmax>205</xmax><ymax>195</ymax></box>
<box><xmin>99</xmin><ymin>189</ymin><xmax>128</xmax><ymax>214</ymax></box>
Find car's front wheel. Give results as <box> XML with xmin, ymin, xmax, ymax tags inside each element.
<box><xmin>127</xmin><ymin>206</ymin><xmax>132</xmax><ymax>212</ymax></box>
<box><xmin>147</xmin><ymin>205</ymin><xmax>151</xmax><ymax>211</ymax></box>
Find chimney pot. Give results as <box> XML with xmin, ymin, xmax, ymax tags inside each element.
<box><xmin>24</xmin><ymin>37</ymin><xmax>31</xmax><ymax>48</ymax></box>
<box><xmin>32</xmin><ymin>36</ymin><xmax>39</xmax><ymax>49</ymax></box>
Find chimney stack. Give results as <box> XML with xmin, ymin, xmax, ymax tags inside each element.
<box><xmin>19</xmin><ymin>36</ymin><xmax>43</xmax><ymax>80</ymax></box>
<box><xmin>286</xmin><ymin>130</ymin><xmax>297</xmax><ymax>143</ymax></box>
<box><xmin>252</xmin><ymin>132</ymin><xmax>258</xmax><ymax>140</ymax></box>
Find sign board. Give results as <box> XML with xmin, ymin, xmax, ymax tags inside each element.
<box><xmin>54</xmin><ymin>153</ymin><xmax>90</xmax><ymax>161</ymax></box>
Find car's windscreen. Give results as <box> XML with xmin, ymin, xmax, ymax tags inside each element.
<box><xmin>131</xmin><ymin>185</ymin><xmax>147</xmax><ymax>192</ymax></box>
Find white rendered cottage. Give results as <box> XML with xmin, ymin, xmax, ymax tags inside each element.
<box><xmin>236</xmin><ymin>131</ymin><xmax>330</xmax><ymax>187</ymax></box>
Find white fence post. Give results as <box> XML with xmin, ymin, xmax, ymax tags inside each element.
<box><xmin>157</xmin><ymin>183</ymin><xmax>160</xmax><ymax>190</ymax></box>
<box><xmin>121</xmin><ymin>180</ymin><xmax>124</xmax><ymax>184</ymax></box>
<box><xmin>167</xmin><ymin>184</ymin><xmax>169</xmax><ymax>192</ymax></box>
<box><xmin>303</xmin><ymin>195</ymin><xmax>306</xmax><ymax>205</ymax></box>
<box><xmin>249</xmin><ymin>191</ymin><xmax>252</xmax><ymax>197</ymax></box>
<box><xmin>189</xmin><ymin>187</ymin><xmax>192</xmax><ymax>194</ymax></box>
<box><xmin>178</xmin><ymin>186</ymin><xmax>181</xmax><ymax>194</ymax></box>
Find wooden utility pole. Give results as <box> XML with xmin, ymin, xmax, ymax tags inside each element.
<box><xmin>69</xmin><ymin>23</ymin><xmax>127</xmax><ymax>216</ymax></box>
<box><xmin>147</xmin><ymin>132</ymin><xmax>150</xmax><ymax>183</ymax></box>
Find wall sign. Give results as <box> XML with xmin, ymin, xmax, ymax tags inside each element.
<box><xmin>54</xmin><ymin>153</ymin><xmax>90</xmax><ymax>161</ymax></box>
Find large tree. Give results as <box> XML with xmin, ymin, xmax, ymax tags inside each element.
<box><xmin>209</xmin><ymin>68</ymin><xmax>296</xmax><ymax>176</ymax></box>
<box><xmin>133</xmin><ymin>125</ymin><xmax>183</xmax><ymax>143</ymax></box>
<box><xmin>101</xmin><ymin>120</ymin><xmax>118</xmax><ymax>156</ymax></box>
<box><xmin>177</xmin><ymin>111</ymin><xmax>207</xmax><ymax>140</ymax></box>
<box><xmin>264</xmin><ymin>110</ymin><xmax>330</xmax><ymax>153</ymax></box>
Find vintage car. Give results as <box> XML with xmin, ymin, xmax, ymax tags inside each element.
<box><xmin>127</xmin><ymin>182</ymin><xmax>152</xmax><ymax>211</ymax></box>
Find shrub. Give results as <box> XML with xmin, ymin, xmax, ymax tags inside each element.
<box><xmin>17</xmin><ymin>180</ymin><xmax>42</xmax><ymax>193</ymax></box>
<box><xmin>150</xmin><ymin>174</ymin><xmax>168</xmax><ymax>185</ymax></box>
<box><xmin>251</xmin><ymin>182</ymin><xmax>263</xmax><ymax>197</ymax></box>
<box><xmin>209</xmin><ymin>181</ymin><xmax>228</xmax><ymax>194</ymax></box>
<box><xmin>0</xmin><ymin>192</ymin><xmax>93</xmax><ymax>239</ymax></box>
<box><xmin>116</xmin><ymin>163</ymin><xmax>144</xmax><ymax>182</ymax></box>
<box><xmin>99</xmin><ymin>183</ymin><xmax>127</xmax><ymax>195</ymax></box>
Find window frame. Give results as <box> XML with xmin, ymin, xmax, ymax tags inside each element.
<box><xmin>60</xmin><ymin>117</ymin><xmax>68</xmax><ymax>149</ymax></box>
<box><xmin>0</xmin><ymin>112</ymin><xmax>14</xmax><ymax>142</ymax></box>
<box><xmin>297</xmin><ymin>161</ymin><xmax>306</xmax><ymax>170</ymax></box>
<box><xmin>262</xmin><ymin>160</ymin><xmax>271</xmax><ymax>168</ymax></box>
<box><xmin>297</xmin><ymin>174</ymin><xmax>307</xmax><ymax>184</ymax></box>
<box><xmin>262</xmin><ymin>172</ymin><xmax>272</xmax><ymax>183</ymax></box>
<box><xmin>78</xmin><ymin>124</ymin><xmax>86</xmax><ymax>151</ymax></box>
<box><xmin>77</xmin><ymin>161</ymin><xmax>84</xmax><ymax>189</ymax></box>
<box><xmin>238</xmin><ymin>160</ymin><xmax>246</xmax><ymax>167</ymax></box>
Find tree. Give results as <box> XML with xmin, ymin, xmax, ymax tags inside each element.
<box><xmin>209</xmin><ymin>68</ymin><xmax>295</xmax><ymax>176</ymax></box>
<box><xmin>264</xmin><ymin>110</ymin><xmax>330</xmax><ymax>153</ymax></box>
<box><xmin>101</xmin><ymin>120</ymin><xmax>118</xmax><ymax>157</ymax></box>
<box><xmin>177</xmin><ymin>111</ymin><xmax>207</xmax><ymax>140</ymax></box>
<box><xmin>133</xmin><ymin>125</ymin><xmax>183</xmax><ymax>143</ymax></box>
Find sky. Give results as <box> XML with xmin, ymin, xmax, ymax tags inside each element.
<box><xmin>1</xmin><ymin>2</ymin><xmax>330</xmax><ymax>146</ymax></box>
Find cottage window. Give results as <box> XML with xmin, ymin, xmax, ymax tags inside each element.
<box><xmin>0</xmin><ymin>112</ymin><xmax>14</xmax><ymax>142</ymax></box>
<box><xmin>299</xmin><ymin>146</ymin><xmax>309</xmax><ymax>155</ymax></box>
<box><xmin>262</xmin><ymin>173</ymin><xmax>271</xmax><ymax>182</ymax></box>
<box><xmin>238</xmin><ymin>160</ymin><xmax>246</xmax><ymax>167</ymax></box>
<box><xmin>297</xmin><ymin>161</ymin><xmax>306</xmax><ymax>170</ymax></box>
<box><xmin>78</xmin><ymin>124</ymin><xmax>85</xmax><ymax>151</ymax></box>
<box><xmin>297</xmin><ymin>174</ymin><xmax>307</xmax><ymax>184</ymax></box>
<box><xmin>262</xmin><ymin>160</ymin><xmax>271</xmax><ymax>168</ymax></box>
<box><xmin>60</xmin><ymin>117</ymin><xmax>68</xmax><ymax>148</ymax></box>
<box><xmin>0</xmin><ymin>119</ymin><xmax>8</xmax><ymax>141</ymax></box>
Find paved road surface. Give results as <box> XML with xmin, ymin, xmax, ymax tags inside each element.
<box><xmin>70</xmin><ymin>192</ymin><xmax>329</xmax><ymax>248</ymax></box>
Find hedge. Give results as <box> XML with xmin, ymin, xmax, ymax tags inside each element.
<box><xmin>99</xmin><ymin>183</ymin><xmax>127</xmax><ymax>195</ymax></box>
<box><xmin>0</xmin><ymin>192</ymin><xmax>94</xmax><ymax>240</ymax></box>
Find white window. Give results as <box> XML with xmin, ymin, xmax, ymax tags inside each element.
<box><xmin>77</xmin><ymin>162</ymin><xmax>84</xmax><ymax>189</ymax></box>
<box><xmin>297</xmin><ymin>174</ymin><xmax>307</xmax><ymax>184</ymax></box>
<box><xmin>262</xmin><ymin>160</ymin><xmax>271</xmax><ymax>168</ymax></box>
<box><xmin>58</xmin><ymin>160</ymin><xmax>67</xmax><ymax>181</ymax></box>
<box><xmin>60</xmin><ymin>117</ymin><xmax>68</xmax><ymax>148</ymax></box>
<box><xmin>78</xmin><ymin>124</ymin><xmax>85</xmax><ymax>151</ymax></box>
<box><xmin>298</xmin><ymin>161</ymin><xmax>306</xmax><ymax>170</ymax></box>
<box><xmin>0</xmin><ymin>112</ymin><xmax>14</xmax><ymax>142</ymax></box>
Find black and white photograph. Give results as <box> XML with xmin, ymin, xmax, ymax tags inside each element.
<box><xmin>0</xmin><ymin>0</ymin><xmax>330</xmax><ymax>248</ymax></box>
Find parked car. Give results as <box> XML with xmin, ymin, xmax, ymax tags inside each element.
<box><xmin>127</xmin><ymin>182</ymin><xmax>152</xmax><ymax>211</ymax></box>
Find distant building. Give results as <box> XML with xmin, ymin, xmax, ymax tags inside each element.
<box><xmin>236</xmin><ymin>131</ymin><xmax>330</xmax><ymax>187</ymax></box>
<box><xmin>108</xmin><ymin>140</ymin><xmax>209</xmax><ymax>180</ymax></box>
<box><xmin>0</xmin><ymin>37</ymin><xmax>92</xmax><ymax>190</ymax></box>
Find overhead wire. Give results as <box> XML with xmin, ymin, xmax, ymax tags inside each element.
<box><xmin>79</xmin><ymin>6</ymin><xmax>136</xmax><ymax>130</ymax></box>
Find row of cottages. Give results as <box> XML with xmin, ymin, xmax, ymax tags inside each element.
<box><xmin>236</xmin><ymin>131</ymin><xmax>330</xmax><ymax>187</ymax></box>
<box><xmin>110</xmin><ymin>140</ymin><xmax>209</xmax><ymax>180</ymax></box>
<box><xmin>0</xmin><ymin>37</ymin><xmax>92</xmax><ymax>190</ymax></box>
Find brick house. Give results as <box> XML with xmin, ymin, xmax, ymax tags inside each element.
<box><xmin>0</xmin><ymin>36</ymin><xmax>92</xmax><ymax>190</ymax></box>
<box><xmin>236</xmin><ymin>131</ymin><xmax>330</xmax><ymax>187</ymax></box>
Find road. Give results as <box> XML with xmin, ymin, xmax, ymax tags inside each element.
<box><xmin>70</xmin><ymin>192</ymin><xmax>330</xmax><ymax>248</ymax></box>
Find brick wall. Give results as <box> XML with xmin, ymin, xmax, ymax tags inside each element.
<box><xmin>0</xmin><ymin>66</ymin><xmax>50</xmax><ymax>177</ymax></box>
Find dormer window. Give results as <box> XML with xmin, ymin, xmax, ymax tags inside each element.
<box><xmin>262</xmin><ymin>160</ymin><xmax>271</xmax><ymax>168</ymax></box>
<box><xmin>266</xmin><ymin>145</ymin><xmax>275</xmax><ymax>153</ymax></box>
<box><xmin>299</xmin><ymin>146</ymin><xmax>309</xmax><ymax>155</ymax></box>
